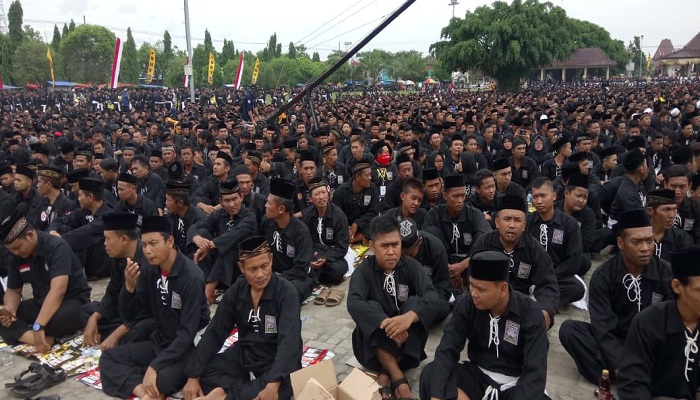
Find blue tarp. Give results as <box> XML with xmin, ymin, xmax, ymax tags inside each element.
<box><xmin>47</xmin><ymin>81</ymin><xmax>77</xmax><ymax>87</ymax></box>
<box><xmin>1</xmin><ymin>85</ymin><xmax>19</xmax><ymax>90</ymax></box>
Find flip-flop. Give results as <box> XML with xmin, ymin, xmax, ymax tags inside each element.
<box><xmin>391</xmin><ymin>377</ymin><xmax>418</xmax><ymax>400</ymax></box>
<box><xmin>314</xmin><ymin>287</ymin><xmax>331</xmax><ymax>305</ymax></box>
<box><xmin>325</xmin><ymin>289</ymin><xmax>345</xmax><ymax>307</ymax></box>
<box><xmin>376</xmin><ymin>371</ymin><xmax>394</xmax><ymax>400</ymax></box>
<box><xmin>8</xmin><ymin>364</ymin><xmax>66</xmax><ymax>398</ymax></box>
<box><xmin>28</xmin><ymin>395</ymin><xmax>61</xmax><ymax>400</ymax></box>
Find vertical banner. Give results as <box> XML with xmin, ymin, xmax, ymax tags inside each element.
<box><xmin>46</xmin><ymin>48</ymin><xmax>56</xmax><ymax>88</ymax></box>
<box><xmin>234</xmin><ymin>51</ymin><xmax>245</xmax><ymax>90</ymax></box>
<box><xmin>252</xmin><ymin>57</ymin><xmax>260</xmax><ymax>84</ymax></box>
<box><xmin>110</xmin><ymin>37</ymin><xmax>123</xmax><ymax>89</ymax></box>
<box><xmin>146</xmin><ymin>49</ymin><xmax>156</xmax><ymax>84</ymax></box>
<box><xmin>0</xmin><ymin>72</ymin><xmax>3</xmax><ymax>90</ymax></box>
<box><xmin>208</xmin><ymin>52</ymin><xmax>215</xmax><ymax>85</ymax></box>
<box><xmin>183</xmin><ymin>57</ymin><xmax>190</xmax><ymax>87</ymax></box>
<box><xmin>646</xmin><ymin>52</ymin><xmax>651</xmax><ymax>71</ymax></box>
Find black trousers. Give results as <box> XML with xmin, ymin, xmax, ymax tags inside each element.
<box><xmin>0</xmin><ymin>297</ymin><xmax>85</xmax><ymax>342</ymax></box>
<box><xmin>80</xmin><ymin>302</ymin><xmax>156</xmax><ymax>344</ymax></box>
<box><xmin>558</xmin><ymin>276</ymin><xmax>585</xmax><ymax>307</ymax></box>
<box><xmin>419</xmin><ymin>361</ymin><xmax>549</xmax><ymax>400</ymax></box>
<box><xmin>288</xmin><ymin>276</ymin><xmax>315</xmax><ymax>303</ymax></box>
<box><xmin>316</xmin><ymin>258</ymin><xmax>348</xmax><ymax>286</ymax></box>
<box><xmin>559</xmin><ymin>320</ymin><xmax>607</xmax><ymax>385</ymax></box>
<box><xmin>198</xmin><ymin>346</ymin><xmax>293</xmax><ymax>400</ymax></box>
<box><xmin>100</xmin><ymin>340</ymin><xmax>190</xmax><ymax>398</ymax></box>
<box><xmin>579</xmin><ymin>252</ymin><xmax>592</xmax><ymax>277</ymax></box>
<box><xmin>352</xmin><ymin>324</ymin><xmax>427</xmax><ymax>373</ymax></box>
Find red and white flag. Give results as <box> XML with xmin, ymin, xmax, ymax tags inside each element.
<box><xmin>234</xmin><ymin>52</ymin><xmax>245</xmax><ymax>89</ymax></box>
<box><xmin>0</xmin><ymin>72</ymin><xmax>3</xmax><ymax>90</ymax></box>
<box><xmin>110</xmin><ymin>38</ymin><xmax>123</xmax><ymax>89</ymax></box>
<box><xmin>183</xmin><ymin>57</ymin><xmax>190</xmax><ymax>87</ymax></box>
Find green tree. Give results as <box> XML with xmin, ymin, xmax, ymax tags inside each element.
<box><xmin>219</xmin><ymin>39</ymin><xmax>235</xmax><ymax>66</ymax></box>
<box><xmin>357</xmin><ymin>49</ymin><xmax>390</xmax><ymax>81</ymax></box>
<box><xmin>164</xmin><ymin>54</ymin><xmax>187</xmax><ymax>88</ymax></box>
<box><xmin>430</xmin><ymin>58</ymin><xmax>452</xmax><ymax>81</ymax></box>
<box><xmin>323</xmin><ymin>52</ymin><xmax>352</xmax><ymax>84</ymax></box>
<box><xmin>261</xmin><ymin>33</ymin><xmax>281</xmax><ymax>62</ymax></box>
<box><xmin>391</xmin><ymin>51</ymin><xmax>427</xmax><ymax>82</ymax></box>
<box><xmin>431</xmin><ymin>0</ymin><xmax>574</xmax><ymax>91</ymax></box>
<box><xmin>312</xmin><ymin>52</ymin><xmax>320</xmax><ymax>63</ymax></box>
<box><xmin>203</xmin><ymin>29</ymin><xmax>214</xmax><ymax>54</ymax></box>
<box><xmin>11</xmin><ymin>40</ymin><xmax>51</xmax><ymax>84</ymax></box>
<box><xmin>137</xmin><ymin>42</ymin><xmax>155</xmax><ymax>81</ymax></box>
<box><xmin>23</xmin><ymin>25</ymin><xmax>41</xmax><ymax>41</ymax></box>
<box><xmin>121</xmin><ymin>27</ymin><xmax>140</xmax><ymax>84</ymax></box>
<box><xmin>627</xmin><ymin>35</ymin><xmax>644</xmax><ymax>77</ymax></box>
<box><xmin>62</xmin><ymin>23</ymin><xmax>69</xmax><ymax>38</ymax></box>
<box><xmin>162</xmin><ymin>30</ymin><xmax>173</xmax><ymax>82</ymax></box>
<box><xmin>7</xmin><ymin>0</ymin><xmax>23</xmax><ymax>52</ymax></box>
<box><xmin>0</xmin><ymin>34</ymin><xmax>12</xmax><ymax>84</ymax></box>
<box><xmin>51</xmin><ymin>24</ymin><xmax>61</xmax><ymax>51</ymax></box>
<box><xmin>68</xmin><ymin>19</ymin><xmax>76</xmax><ymax>32</ymax></box>
<box><xmin>59</xmin><ymin>24</ymin><xmax>116</xmax><ymax>83</ymax></box>
<box><xmin>288</xmin><ymin>42</ymin><xmax>297</xmax><ymax>59</ymax></box>
<box><xmin>570</xmin><ymin>19</ymin><xmax>628</xmax><ymax>75</ymax></box>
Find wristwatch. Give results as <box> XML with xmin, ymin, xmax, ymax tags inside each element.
<box><xmin>32</xmin><ymin>322</ymin><xmax>44</xmax><ymax>332</ymax></box>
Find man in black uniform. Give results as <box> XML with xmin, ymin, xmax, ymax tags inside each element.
<box><xmin>82</xmin><ymin>213</ymin><xmax>154</xmax><ymax>350</ymax></box>
<box><xmin>527</xmin><ymin>177</ymin><xmax>585</xmax><ymax>306</ymax></box>
<box><xmin>243</xmin><ymin>151</ymin><xmax>270</xmax><ymax>197</ymax></box>
<box><xmin>379</xmin><ymin>153</ymin><xmax>416</xmax><ymax>212</ymax></box>
<box><xmin>347</xmin><ymin>215</ymin><xmax>439</xmax><ymax>400</ymax></box>
<box><xmin>233</xmin><ymin>165</ymin><xmax>266</xmax><ymax>222</ymax></box>
<box><xmin>114</xmin><ymin>172</ymin><xmax>160</xmax><ymax>217</ymax></box>
<box><xmin>466</xmin><ymin>169</ymin><xmax>501</xmax><ymax>228</ymax></box>
<box><xmin>618</xmin><ymin>247</ymin><xmax>700</xmax><ymax>399</ymax></box>
<box><xmin>468</xmin><ymin>195</ymin><xmax>559</xmax><ymax>329</ymax></box>
<box><xmin>50</xmin><ymin>177</ymin><xmax>113</xmax><ymax>279</ymax></box>
<box><xmin>0</xmin><ymin>207</ymin><xmax>91</xmax><ymax>353</ymax></box>
<box><xmin>419</xmin><ymin>251</ymin><xmax>550</xmax><ymax>400</ymax></box>
<box><xmin>493</xmin><ymin>158</ymin><xmax>527</xmax><ymax>200</ymax></box>
<box><xmin>182</xmin><ymin>236</ymin><xmax>303</xmax><ymax>400</ymax></box>
<box><xmin>164</xmin><ymin>180</ymin><xmax>205</xmax><ymax>257</ymax></box>
<box><xmin>646</xmin><ymin>188</ymin><xmax>694</xmax><ymax>263</ymax></box>
<box><xmin>509</xmin><ymin>138</ymin><xmax>540</xmax><ymax>191</ymax></box>
<box><xmin>332</xmin><ymin>156</ymin><xmax>379</xmax><ymax>244</ymax></box>
<box><xmin>664</xmin><ymin>164</ymin><xmax>700</xmax><ymax>244</ymax></box>
<box><xmin>559</xmin><ymin>208</ymin><xmax>674</xmax><ymax>385</ymax></box>
<box><xmin>259</xmin><ymin>178</ymin><xmax>315</xmax><ymax>302</ymax></box>
<box><xmin>609</xmin><ymin>148</ymin><xmax>648</xmax><ymax>227</ymax></box>
<box><xmin>12</xmin><ymin>165</ymin><xmax>43</xmax><ymax>227</ymax></box>
<box><xmin>384</xmin><ymin>177</ymin><xmax>428</xmax><ymax>228</ymax></box>
<box><xmin>34</xmin><ymin>165</ymin><xmax>76</xmax><ymax>231</ymax></box>
<box><xmin>291</xmin><ymin>150</ymin><xmax>317</xmax><ymax>215</ymax></box>
<box><xmin>299</xmin><ymin>177</ymin><xmax>349</xmax><ymax>286</ymax></box>
<box><xmin>556</xmin><ymin>173</ymin><xmax>597</xmax><ymax>276</ymax></box>
<box><xmin>421</xmin><ymin>167</ymin><xmax>444</xmax><ymax>210</ymax></box>
<box><xmin>193</xmin><ymin>151</ymin><xmax>232</xmax><ymax>216</ymax></box>
<box><xmin>317</xmin><ymin>143</ymin><xmax>350</xmax><ymax>194</ymax></box>
<box><xmin>190</xmin><ymin>179</ymin><xmax>257</xmax><ymax>303</ymax></box>
<box><xmin>399</xmin><ymin>218</ymin><xmax>452</xmax><ymax>324</ymax></box>
<box><xmin>100</xmin><ymin>216</ymin><xmax>210</xmax><ymax>400</ymax></box>
<box><xmin>424</xmin><ymin>174</ymin><xmax>491</xmax><ymax>292</ymax></box>
<box><xmin>130</xmin><ymin>154</ymin><xmax>166</xmax><ymax>212</ymax></box>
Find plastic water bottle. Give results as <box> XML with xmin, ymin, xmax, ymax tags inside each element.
<box><xmin>527</xmin><ymin>192</ymin><xmax>535</xmax><ymax>213</ymax></box>
<box><xmin>597</xmin><ymin>369</ymin><xmax>611</xmax><ymax>400</ymax></box>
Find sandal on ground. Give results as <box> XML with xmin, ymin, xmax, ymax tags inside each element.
<box><xmin>314</xmin><ymin>287</ymin><xmax>331</xmax><ymax>305</ymax></box>
<box><xmin>325</xmin><ymin>289</ymin><xmax>345</xmax><ymax>307</ymax></box>
<box><xmin>6</xmin><ymin>363</ymin><xmax>66</xmax><ymax>398</ymax></box>
<box><xmin>376</xmin><ymin>371</ymin><xmax>394</xmax><ymax>400</ymax></box>
<box><xmin>391</xmin><ymin>377</ymin><xmax>418</xmax><ymax>400</ymax></box>
<box><xmin>27</xmin><ymin>395</ymin><xmax>61</xmax><ymax>400</ymax></box>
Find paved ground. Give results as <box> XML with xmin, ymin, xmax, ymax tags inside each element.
<box><xmin>0</xmin><ymin>255</ymin><xmax>612</xmax><ymax>399</ymax></box>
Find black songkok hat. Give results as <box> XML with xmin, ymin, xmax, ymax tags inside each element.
<box><xmin>238</xmin><ymin>236</ymin><xmax>270</xmax><ymax>260</ymax></box>
<box><xmin>623</xmin><ymin>148</ymin><xmax>646</xmax><ymax>172</ymax></box>
<box><xmin>617</xmin><ymin>209</ymin><xmax>651</xmax><ymax>232</ymax></box>
<box><xmin>118</xmin><ymin>172</ymin><xmax>138</xmax><ymax>185</ymax></box>
<box><xmin>567</xmin><ymin>173</ymin><xmax>589</xmax><ymax>189</ymax></box>
<box><xmin>299</xmin><ymin>150</ymin><xmax>316</xmax><ymax>164</ymax></box>
<box><xmin>601</xmin><ymin>147</ymin><xmax>617</xmax><ymax>159</ymax></box>
<box><xmin>673</xmin><ymin>146</ymin><xmax>693</xmax><ymax>165</ymax></box>
<box><xmin>219</xmin><ymin>179</ymin><xmax>241</xmax><ymax>195</ymax></box>
<box><xmin>498</xmin><ymin>195</ymin><xmax>527</xmax><ymax>214</ymax></box>
<box><xmin>493</xmin><ymin>158</ymin><xmax>510</xmax><ymax>171</ymax></box>
<box><xmin>37</xmin><ymin>165</ymin><xmax>64</xmax><ymax>180</ymax></box>
<box><xmin>568</xmin><ymin>151</ymin><xmax>589</xmax><ymax>163</ymax></box>
<box><xmin>15</xmin><ymin>165</ymin><xmax>35</xmax><ymax>180</ymax></box>
<box><xmin>247</xmin><ymin>151</ymin><xmax>262</xmax><ymax>166</ymax></box>
<box><xmin>307</xmin><ymin>177</ymin><xmax>328</xmax><ymax>194</ymax></box>
<box><xmin>216</xmin><ymin>151</ymin><xmax>233</xmax><ymax>166</ymax></box>
<box><xmin>670</xmin><ymin>247</ymin><xmax>700</xmax><ymax>278</ymax></box>
<box><xmin>626</xmin><ymin>136</ymin><xmax>646</xmax><ymax>150</ymax></box>
<box><xmin>0</xmin><ymin>206</ymin><xmax>29</xmax><ymax>243</ymax></box>
<box><xmin>140</xmin><ymin>216</ymin><xmax>172</xmax><ymax>234</ymax></box>
<box><xmin>166</xmin><ymin>180</ymin><xmax>190</xmax><ymax>200</ymax></box>
<box><xmin>396</xmin><ymin>153</ymin><xmax>411</xmax><ymax>166</ymax></box>
<box><xmin>443</xmin><ymin>174</ymin><xmax>465</xmax><ymax>189</ymax></box>
<box><xmin>103</xmin><ymin>213</ymin><xmax>141</xmax><ymax>231</ymax></box>
<box><xmin>67</xmin><ymin>168</ymin><xmax>90</xmax><ymax>184</ymax></box>
<box><xmin>422</xmin><ymin>167</ymin><xmax>439</xmax><ymax>182</ymax></box>
<box><xmin>469</xmin><ymin>250</ymin><xmax>510</xmax><ymax>282</ymax></box>
<box><xmin>351</xmin><ymin>157</ymin><xmax>371</xmax><ymax>176</ymax></box>
<box><xmin>79</xmin><ymin>177</ymin><xmax>104</xmax><ymax>193</ymax></box>
<box><xmin>552</xmin><ymin>136</ymin><xmax>570</xmax><ymax>152</ymax></box>
<box><xmin>646</xmin><ymin>188</ymin><xmax>675</xmax><ymax>206</ymax></box>
<box><xmin>399</xmin><ymin>218</ymin><xmax>420</xmax><ymax>249</ymax></box>
<box><xmin>269</xmin><ymin>178</ymin><xmax>296</xmax><ymax>200</ymax></box>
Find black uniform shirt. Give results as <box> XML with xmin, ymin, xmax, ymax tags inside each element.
<box><xmin>259</xmin><ymin>216</ymin><xmax>313</xmax><ymax>282</ymax></box>
<box><xmin>526</xmin><ymin>209</ymin><xmax>582</xmax><ymax>280</ymax></box>
<box><xmin>139</xmin><ymin>171</ymin><xmax>166</xmax><ymax>208</ymax></box>
<box><xmin>97</xmin><ymin>243</ymin><xmax>147</xmax><ymax>323</ymax></box>
<box><xmin>429</xmin><ymin>290</ymin><xmax>548</xmax><ymax>400</ymax></box>
<box><xmin>674</xmin><ymin>197</ymin><xmax>700</xmax><ymax>244</ymax></box>
<box><xmin>7</xmin><ymin>231</ymin><xmax>91</xmax><ymax>304</ymax></box>
<box><xmin>114</xmin><ymin>195</ymin><xmax>160</xmax><ymax>217</ymax></box>
<box><xmin>170</xmin><ymin>206</ymin><xmax>206</xmax><ymax>256</ymax></box>
<box><xmin>555</xmin><ymin>201</ymin><xmax>596</xmax><ymax>254</ymax></box>
<box><xmin>119</xmin><ymin>251</ymin><xmax>210</xmax><ymax>371</ymax></box>
<box><xmin>300</xmin><ymin>203</ymin><xmax>349</xmax><ymax>262</ymax></box>
<box><xmin>411</xmin><ymin>231</ymin><xmax>452</xmax><ymax>302</ymax></box>
<box><xmin>34</xmin><ymin>193</ymin><xmax>77</xmax><ymax>231</ymax></box>
<box><xmin>423</xmin><ymin>204</ymin><xmax>492</xmax><ymax>261</ymax></box>
<box><xmin>332</xmin><ymin>181</ymin><xmax>379</xmax><ymax>233</ymax></box>
<box><xmin>588</xmin><ymin>254</ymin><xmax>673</xmax><ymax>370</ymax></box>
<box><xmin>653</xmin><ymin>227</ymin><xmax>694</xmax><ymax>263</ymax></box>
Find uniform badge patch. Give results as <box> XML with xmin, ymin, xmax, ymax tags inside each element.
<box><xmin>685</xmin><ymin>218</ymin><xmax>695</xmax><ymax>231</ymax></box>
<box><xmin>552</xmin><ymin>229</ymin><xmax>564</xmax><ymax>245</ymax></box>
<box><xmin>297</xmin><ymin>192</ymin><xmax>303</xmax><ymax>200</ymax></box>
<box><xmin>325</xmin><ymin>227</ymin><xmax>334</xmax><ymax>241</ymax></box>
<box><xmin>286</xmin><ymin>244</ymin><xmax>295</xmax><ymax>257</ymax></box>
<box><xmin>397</xmin><ymin>284</ymin><xmax>409</xmax><ymax>302</ymax></box>
<box><xmin>337</xmin><ymin>176</ymin><xmax>344</xmax><ymax>184</ymax></box>
<box><xmin>363</xmin><ymin>195</ymin><xmax>371</xmax><ymax>206</ymax></box>
<box><xmin>40</xmin><ymin>211</ymin><xmax>47</xmax><ymax>222</ymax></box>
<box><xmin>522</xmin><ymin>170</ymin><xmax>528</xmax><ymax>179</ymax></box>
<box><xmin>265</xmin><ymin>315</ymin><xmax>277</xmax><ymax>334</ymax></box>
<box><xmin>652</xmin><ymin>292</ymin><xmax>664</xmax><ymax>304</ymax></box>
<box><xmin>18</xmin><ymin>263</ymin><xmax>30</xmax><ymax>273</ymax></box>
<box><xmin>463</xmin><ymin>233</ymin><xmax>472</xmax><ymax>246</ymax></box>
<box><xmin>504</xmin><ymin>320</ymin><xmax>520</xmax><ymax>346</ymax></box>
<box><xmin>517</xmin><ymin>262</ymin><xmax>531</xmax><ymax>279</ymax></box>
<box><xmin>171</xmin><ymin>292</ymin><xmax>182</xmax><ymax>309</ymax></box>
<box><xmin>399</xmin><ymin>220</ymin><xmax>412</xmax><ymax>237</ymax></box>
<box><xmin>387</xmin><ymin>171</ymin><xmax>393</xmax><ymax>180</ymax></box>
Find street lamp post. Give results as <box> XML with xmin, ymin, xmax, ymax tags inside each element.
<box><xmin>448</xmin><ymin>0</ymin><xmax>459</xmax><ymax>18</ymax></box>
<box><xmin>184</xmin><ymin>0</ymin><xmax>195</xmax><ymax>103</ymax></box>
<box><xmin>640</xmin><ymin>35</ymin><xmax>644</xmax><ymax>78</ymax></box>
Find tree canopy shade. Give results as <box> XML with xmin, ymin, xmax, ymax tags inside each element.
<box><xmin>431</xmin><ymin>0</ymin><xmax>576</xmax><ymax>91</ymax></box>
<box><xmin>59</xmin><ymin>24</ymin><xmax>116</xmax><ymax>83</ymax></box>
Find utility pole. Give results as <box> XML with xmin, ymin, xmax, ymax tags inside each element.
<box><xmin>448</xmin><ymin>0</ymin><xmax>459</xmax><ymax>18</ymax></box>
<box><xmin>0</xmin><ymin>0</ymin><xmax>8</xmax><ymax>34</ymax></box>
<box><xmin>639</xmin><ymin>35</ymin><xmax>644</xmax><ymax>78</ymax></box>
<box><xmin>184</xmin><ymin>0</ymin><xmax>195</xmax><ymax>103</ymax></box>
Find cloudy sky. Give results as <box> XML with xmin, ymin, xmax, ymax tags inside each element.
<box><xmin>15</xmin><ymin>0</ymin><xmax>699</xmax><ymax>60</ymax></box>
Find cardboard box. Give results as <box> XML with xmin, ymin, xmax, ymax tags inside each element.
<box><xmin>291</xmin><ymin>359</ymin><xmax>381</xmax><ymax>400</ymax></box>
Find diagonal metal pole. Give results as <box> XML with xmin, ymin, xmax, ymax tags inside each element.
<box><xmin>265</xmin><ymin>0</ymin><xmax>417</xmax><ymax>125</ymax></box>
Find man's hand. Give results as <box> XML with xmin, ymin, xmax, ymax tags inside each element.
<box><xmin>205</xmin><ymin>282</ymin><xmax>218</xmax><ymax>304</ymax></box>
<box><xmin>542</xmin><ymin>310</ymin><xmax>551</xmax><ymax>330</ymax></box>
<box><xmin>381</xmin><ymin>312</ymin><xmax>416</xmax><ymax>339</ymax></box>
<box><xmin>198</xmin><ymin>204</ymin><xmax>216</xmax><ymax>215</ymax></box>
<box><xmin>33</xmin><ymin>330</ymin><xmax>51</xmax><ymax>354</ymax></box>
<box><xmin>0</xmin><ymin>308</ymin><xmax>16</xmax><ymax>327</ymax></box>
<box><xmin>49</xmin><ymin>230</ymin><xmax>61</xmax><ymax>238</ymax></box>
<box><xmin>142</xmin><ymin>366</ymin><xmax>160</xmax><ymax>399</ymax></box>
<box><xmin>194</xmin><ymin>248</ymin><xmax>210</xmax><ymax>264</ymax></box>
<box><xmin>193</xmin><ymin>236</ymin><xmax>212</xmax><ymax>251</ymax></box>
<box><xmin>448</xmin><ymin>260</ymin><xmax>467</xmax><ymax>279</ymax></box>
<box><xmin>124</xmin><ymin>258</ymin><xmax>140</xmax><ymax>293</ymax></box>
<box><xmin>310</xmin><ymin>257</ymin><xmax>327</xmax><ymax>270</ymax></box>
<box><xmin>254</xmin><ymin>381</ymin><xmax>280</xmax><ymax>400</ymax></box>
<box><xmin>83</xmin><ymin>314</ymin><xmax>101</xmax><ymax>346</ymax></box>
<box><xmin>392</xmin><ymin>330</ymin><xmax>409</xmax><ymax>347</ymax></box>
<box><xmin>183</xmin><ymin>377</ymin><xmax>204</xmax><ymax>400</ymax></box>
